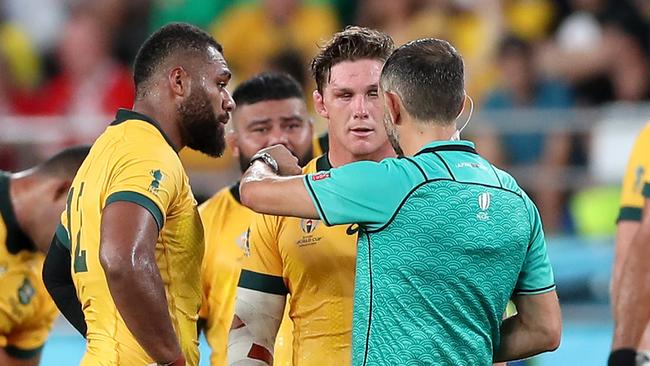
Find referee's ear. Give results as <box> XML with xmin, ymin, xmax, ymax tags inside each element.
<box><xmin>383</xmin><ymin>90</ymin><xmax>402</xmax><ymax>126</ymax></box>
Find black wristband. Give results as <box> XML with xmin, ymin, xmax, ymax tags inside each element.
<box><xmin>608</xmin><ymin>348</ymin><xmax>637</xmax><ymax>366</ymax></box>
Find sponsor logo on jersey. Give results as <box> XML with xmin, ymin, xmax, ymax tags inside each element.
<box><xmin>477</xmin><ymin>192</ymin><xmax>491</xmax><ymax>221</ymax></box>
<box><xmin>297</xmin><ymin>219</ymin><xmax>322</xmax><ymax>247</ymax></box>
<box><xmin>311</xmin><ymin>172</ymin><xmax>331</xmax><ymax>181</ymax></box>
<box><xmin>18</xmin><ymin>278</ymin><xmax>35</xmax><ymax>305</ymax></box>
<box><xmin>148</xmin><ymin>169</ymin><xmax>165</xmax><ymax>194</ymax></box>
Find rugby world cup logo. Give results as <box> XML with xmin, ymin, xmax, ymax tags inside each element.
<box><xmin>477</xmin><ymin>192</ymin><xmax>491</xmax><ymax>220</ymax></box>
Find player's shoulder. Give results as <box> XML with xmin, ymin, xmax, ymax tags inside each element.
<box><xmin>633</xmin><ymin>122</ymin><xmax>650</xmax><ymax>152</ymax></box>
<box><xmin>199</xmin><ymin>185</ymin><xmax>239</xmax><ymax>215</ymax></box>
<box><xmin>490</xmin><ymin>165</ymin><xmax>525</xmax><ymax>196</ymax></box>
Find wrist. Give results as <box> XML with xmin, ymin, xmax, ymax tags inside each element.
<box><xmin>249</xmin><ymin>152</ymin><xmax>279</xmax><ymax>174</ymax></box>
<box><xmin>608</xmin><ymin>348</ymin><xmax>636</xmax><ymax>366</ymax></box>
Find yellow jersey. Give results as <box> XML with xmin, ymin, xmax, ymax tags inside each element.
<box><xmin>240</xmin><ymin>155</ymin><xmax>357</xmax><ymax>366</ymax></box>
<box><xmin>198</xmin><ymin>185</ymin><xmax>293</xmax><ymax>366</ymax></box>
<box><xmin>0</xmin><ymin>172</ymin><xmax>58</xmax><ymax>359</ymax></box>
<box><xmin>57</xmin><ymin>109</ymin><xmax>204</xmax><ymax>366</ymax></box>
<box><xmin>619</xmin><ymin>123</ymin><xmax>650</xmax><ymax>221</ymax></box>
<box><xmin>198</xmin><ymin>132</ymin><xmax>329</xmax><ymax>366</ymax></box>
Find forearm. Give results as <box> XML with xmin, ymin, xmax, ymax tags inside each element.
<box><xmin>612</xmin><ymin>225</ymin><xmax>650</xmax><ymax>349</ymax></box>
<box><xmin>228</xmin><ymin>287</ymin><xmax>285</xmax><ymax>366</ymax></box>
<box><xmin>42</xmin><ymin>237</ymin><xmax>86</xmax><ymax>336</ymax></box>
<box><xmin>494</xmin><ymin>315</ymin><xmax>554</xmax><ymax>362</ymax></box>
<box><xmin>104</xmin><ymin>259</ymin><xmax>180</xmax><ymax>363</ymax></box>
<box><xmin>610</xmin><ymin>222</ymin><xmax>639</xmax><ymax>314</ymax></box>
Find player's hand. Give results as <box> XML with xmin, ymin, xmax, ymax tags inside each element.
<box><xmin>257</xmin><ymin>144</ymin><xmax>301</xmax><ymax>176</ymax></box>
<box><xmin>148</xmin><ymin>353</ymin><xmax>186</xmax><ymax>366</ymax></box>
<box><xmin>607</xmin><ymin>348</ymin><xmax>636</xmax><ymax>366</ymax></box>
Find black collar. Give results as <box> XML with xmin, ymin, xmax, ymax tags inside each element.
<box><xmin>316</xmin><ymin>154</ymin><xmax>333</xmax><ymax>171</ymax></box>
<box><xmin>230</xmin><ymin>182</ymin><xmax>242</xmax><ymax>204</ymax></box>
<box><xmin>110</xmin><ymin>109</ymin><xmax>178</xmax><ymax>151</ymax></box>
<box><xmin>0</xmin><ymin>172</ymin><xmax>36</xmax><ymax>254</ymax></box>
<box><xmin>415</xmin><ymin>144</ymin><xmax>478</xmax><ymax>156</ymax></box>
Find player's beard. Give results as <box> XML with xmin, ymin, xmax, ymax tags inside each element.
<box><xmin>178</xmin><ymin>87</ymin><xmax>228</xmax><ymax>157</ymax></box>
<box><xmin>237</xmin><ymin>146</ymin><xmax>313</xmax><ymax>173</ymax></box>
<box><xmin>383</xmin><ymin>114</ymin><xmax>404</xmax><ymax>157</ymax></box>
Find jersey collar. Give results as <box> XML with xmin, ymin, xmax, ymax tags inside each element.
<box><xmin>110</xmin><ymin>109</ymin><xmax>179</xmax><ymax>152</ymax></box>
<box><xmin>230</xmin><ymin>182</ymin><xmax>242</xmax><ymax>204</ymax></box>
<box><xmin>414</xmin><ymin>140</ymin><xmax>478</xmax><ymax>156</ymax></box>
<box><xmin>316</xmin><ymin>154</ymin><xmax>333</xmax><ymax>171</ymax></box>
<box><xmin>0</xmin><ymin>172</ymin><xmax>37</xmax><ymax>254</ymax></box>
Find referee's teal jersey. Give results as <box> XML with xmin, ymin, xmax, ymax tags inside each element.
<box><xmin>303</xmin><ymin>140</ymin><xmax>555</xmax><ymax>366</ymax></box>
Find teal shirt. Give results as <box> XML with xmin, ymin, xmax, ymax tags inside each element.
<box><xmin>303</xmin><ymin>141</ymin><xmax>555</xmax><ymax>366</ymax></box>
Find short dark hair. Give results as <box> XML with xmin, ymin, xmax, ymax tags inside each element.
<box><xmin>232</xmin><ymin>72</ymin><xmax>304</xmax><ymax>106</ymax></box>
<box><xmin>133</xmin><ymin>22</ymin><xmax>223</xmax><ymax>98</ymax></box>
<box><xmin>380</xmin><ymin>38</ymin><xmax>465</xmax><ymax>124</ymax></box>
<box><xmin>311</xmin><ymin>26</ymin><xmax>394</xmax><ymax>93</ymax></box>
<box><xmin>37</xmin><ymin>145</ymin><xmax>91</xmax><ymax>179</ymax></box>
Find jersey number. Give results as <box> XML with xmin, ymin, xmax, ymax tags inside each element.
<box><xmin>67</xmin><ymin>183</ymin><xmax>88</xmax><ymax>273</ymax></box>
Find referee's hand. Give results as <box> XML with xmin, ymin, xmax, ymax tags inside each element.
<box><xmin>149</xmin><ymin>353</ymin><xmax>185</xmax><ymax>366</ymax></box>
<box><xmin>608</xmin><ymin>348</ymin><xmax>636</xmax><ymax>366</ymax></box>
<box><xmin>258</xmin><ymin>144</ymin><xmax>301</xmax><ymax>176</ymax></box>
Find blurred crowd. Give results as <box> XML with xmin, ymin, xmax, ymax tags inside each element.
<box><xmin>1</xmin><ymin>0</ymin><xmax>649</xmax><ymax>234</ymax></box>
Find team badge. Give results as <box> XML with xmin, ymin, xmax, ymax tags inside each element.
<box><xmin>311</xmin><ymin>172</ymin><xmax>330</xmax><ymax>181</ymax></box>
<box><xmin>477</xmin><ymin>192</ymin><xmax>491</xmax><ymax>221</ymax></box>
<box><xmin>18</xmin><ymin>278</ymin><xmax>35</xmax><ymax>305</ymax></box>
<box><xmin>148</xmin><ymin>169</ymin><xmax>165</xmax><ymax>194</ymax></box>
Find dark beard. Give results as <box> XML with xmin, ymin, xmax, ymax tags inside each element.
<box><xmin>238</xmin><ymin>145</ymin><xmax>314</xmax><ymax>173</ymax></box>
<box><xmin>178</xmin><ymin>87</ymin><xmax>227</xmax><ymax>157</ymax></box>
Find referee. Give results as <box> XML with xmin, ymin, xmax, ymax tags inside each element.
<box><xmin>239</xmin><ymin>38</ymin><xmax>561</xmax><ymax>366</ymax></box>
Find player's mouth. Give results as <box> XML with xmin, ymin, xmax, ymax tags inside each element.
<box><xmin>349</xmin><ymin>126</ymin><xmax>374</xmax><ymax>137</ymax></box>
<box><xmin>217</xmin><ymin>113</ymin><xmax>230</xmax><ymax>125</ymax></box>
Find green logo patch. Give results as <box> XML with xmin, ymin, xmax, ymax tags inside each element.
<box><xmin>149</xmin><ymin>169</ymin><xmax>164</xmax><ymax>194</ymax></box>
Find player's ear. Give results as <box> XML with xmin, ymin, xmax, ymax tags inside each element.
<box><xmin>384</xmin><ymin>90</ymin><xmax>402</xmax><ymax>126</ymax></box>
<box><xmin>168</xmin><ymin>66</ymin><xmax>190</xmax><ymax>97</ymax></box>
<box><xmin>313</xmin><ymin>90</ymin><xmax>328</xmax><ymax>119</ymax></box>
<box><xmin>227</xmin><ymin>131</ymin><xmax>239</xmax><ymax>157</ymax></box>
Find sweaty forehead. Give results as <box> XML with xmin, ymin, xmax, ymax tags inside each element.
<box><xmin>203</xmin><ymin>46</ymin><xmax>231</xmax><ymax>76</ymax></box>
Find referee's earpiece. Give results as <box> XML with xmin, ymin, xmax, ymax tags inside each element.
<box><xmin>451</xmin><ymin>93</ymin><xmax>474</xmax><ymax>141</ymax></box>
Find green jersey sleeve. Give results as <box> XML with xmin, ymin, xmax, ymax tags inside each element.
<box><xmin>303</xmin><ymin>158</ymin><xmax>424</xmax><ymax>231</ymax></box>
<box><xmin>515</xmin><ymin>195</ymin><xmax>556</xmax><ymax>295</ymax></box>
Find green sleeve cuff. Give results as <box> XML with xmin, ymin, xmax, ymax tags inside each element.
<box><xmin>106</xmin><ymin>191</ymin><xmax>164</xmax><ymax>230</ymax></box>
<box><xmin>238</xmin><ymin>270</ymin><xmax>288</xmax><ymax>295</ymax></box>
<box><xmin>55</xmin><ymin>223</ymin><xmax>71</xmax><ymax>250</ymax></box>
<box><xmin>643</xmin><ymin>183</ymin><xmax>650</xmax><ymax>198</ymax></box>
<box><xmin>618</xmin><ymin>207</ymin><xmax>642</xmax><ymax>222</ymax></box>
<box><xmin>3</xmin><ymin>345</ymin><xmax>43</xmax><ymax>359</ymax></box>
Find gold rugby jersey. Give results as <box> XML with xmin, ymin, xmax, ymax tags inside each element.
<box><xmin>0</xmin><ymin>172</ymin><xmax>58</xmax><ymax>360</ymax></box>
<box><xmin>239</xmin><ymin>154</ymin><xmax>357</xmax><ymax>366</ymax></box>
<box><xmin>619</xmin><ymin>123</ymin><xmax>650</xmax><ymax>221</ymax></box>
<box><xmin>56</xmin><ymin>109</ymin><xmax>204</xmax><ymax>366</ymax></box>
<box><xmin>199</xmin><ymin>185</ymin><xmax>292</xmax><ymax>366</ymax></box>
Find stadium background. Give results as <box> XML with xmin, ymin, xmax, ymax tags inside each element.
<box><xmin>1</xmin><ymin>0</ymin><xmax>649</xmax><ymax>364</ymax></box>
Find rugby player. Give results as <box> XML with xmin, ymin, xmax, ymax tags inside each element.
<box><xmin>198</xmin><ymin>72</ymin><xmax>314</xmax><ymax>365</ymax></box>
<box><xmin>238</xmin><ymin>38</ymin><xmax>562</xmax><ymax>365</ymax></box>
<box><xmin>228</xmin><ymin>26</ymin><xmax>395</xmax><ymax>366</ymax></box>
<box><xmin>1</xmin><ymin>146</ymin><xmax>88</xmax><ymax>366</ymax></box>
<box><xmin>610</xmin><ymin>123</ymin><xmax>650</xmax><ymax>366</ymax></box>
<box><xmin>42</xmin><ymin>23</ymin><xmax>234</xmax><ymax>366</ymax></box>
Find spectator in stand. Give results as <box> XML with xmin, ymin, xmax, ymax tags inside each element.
<box><xmin>538</xmin><ymin>0</ymin><xmax>650</xmax><ymax>104</ymax></box>
<box><xmin>27</xmin><ymin>3</ymin><xmax>134</xmax><ymax>141</ymax></box>
<box><xmin>210</xmin><ymin>0</ymin><xmax>339</xmax><ymax>81</ymax></box>
<box><xmin>479</xmin><ymin>35</ymin><xmax>574</xmax><ymax>233</ymax></box>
